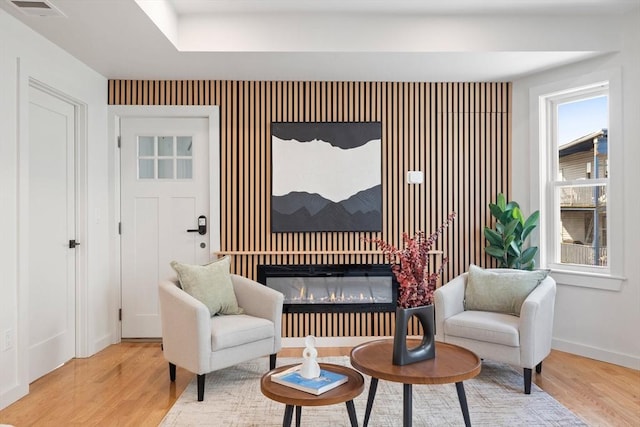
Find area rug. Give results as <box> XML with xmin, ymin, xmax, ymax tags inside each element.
<box><xmin>160</xmin><ymin>356</ymin><xmax>587</xmax><ymax>426</ymax></box>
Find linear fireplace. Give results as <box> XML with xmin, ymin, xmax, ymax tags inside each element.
<box><xmin>257</xmin><ymin>264</ymin><xmax>398</xmax><ymax>313</ymax></box>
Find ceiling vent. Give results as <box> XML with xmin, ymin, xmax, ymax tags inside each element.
<box><xmin>9</xmin><ymin>0</ymin><xmax>65</xmax><ymax>17</ymax></box>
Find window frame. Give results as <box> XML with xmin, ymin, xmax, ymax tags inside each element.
<box><xmin>547</xmin><ymin>85</ymin><xmax>609</xmax><ymax>271</ymax></box>
<box><xmin>532</xmin><ymin>68</ymin><xmax>625</xmax><ymax>291</ymax></box>
<box><xmin>136</xmin><ymin>134</ymin><xmax>194</xmax><ymax>180</ymax></box>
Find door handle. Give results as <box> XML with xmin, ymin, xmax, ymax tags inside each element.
<box><xmin>69</xmin><ymin>239</ymin><xmax>80</xmax><ymax>248</ymax></box>
<box><xmin>187</xmin><ymin>215</ymin><xmax>207</xmax><ymax>235</ymax></box>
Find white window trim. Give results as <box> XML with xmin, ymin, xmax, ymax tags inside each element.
<box><xmin>530</xmin><ymin>68</ymin><xmax>626</xmax><ymax>291</ymax></box>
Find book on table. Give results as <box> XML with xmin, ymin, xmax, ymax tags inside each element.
<box><xmin>270</xmin><ymin>365</ymin><xmax>348</xmax><ymax>395</ymax></box>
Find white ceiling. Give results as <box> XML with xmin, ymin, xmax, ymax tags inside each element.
<box><xmin>2</xmin><ymin>0</ymin><xmax>638</xmax><ymax>81</ymax></box>
<box><xmin>169</xmin><ymin>0</ymin><xmax>639</xmax><ymax>14</ymax></box>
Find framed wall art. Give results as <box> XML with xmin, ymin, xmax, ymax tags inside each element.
<box><xmin>271</xmin><ymin>122</ymin><xmax>382</xmax><ymax>232</ymax></box>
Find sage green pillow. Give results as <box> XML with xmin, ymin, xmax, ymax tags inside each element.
<box><xmin>464</xmin><ymin>264</ymin><xmax>549</xmax><ymax>316</ymax></box>
<box><xmin>170</xmin><ymin>256</ymin><xmax>244</xmax><ymax>316</ymax></box>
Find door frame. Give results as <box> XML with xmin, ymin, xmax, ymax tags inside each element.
<box><xmin>107</xmin><ymin>106</ymin><xmax>220</xmax><ymax>341</ymax></box>
<box><xmin>17</xmin><ymin>78</ymin><xmax>89</xmax><ymax>388</ymax></box>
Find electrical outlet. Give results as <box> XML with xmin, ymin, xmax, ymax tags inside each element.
<box><xmin>2</xmin><ymin>329</ymin><xmax>13</xmax><ymax>351</ymax></box>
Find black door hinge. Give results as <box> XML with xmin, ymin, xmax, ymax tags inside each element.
<box><xmin>119</xmin><ymin>308</ymin><xmax>122</xmax><ymax>321</ymax></box>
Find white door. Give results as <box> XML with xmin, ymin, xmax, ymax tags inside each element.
<box><xmin>28</xmin><ymin>86</ymin><xmax>76</xmax><ymax>382</ymax></box>
<box><xmin>120</xmin><ymin>117</ymin><xmax>211</xmax><ymax>338</ymax></box>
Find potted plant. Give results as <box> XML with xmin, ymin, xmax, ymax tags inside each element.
<box><xmin>483</xmin><ymin>193</ymin><xmax>539</xmax><ymax>270</ymax></box>
<box><xmin>366</xmin><ymin>212</ymin><xmax>456</xmax><ymax>365</ymax></box>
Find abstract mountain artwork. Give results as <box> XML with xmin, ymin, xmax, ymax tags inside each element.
<box><xmin>271</xmin><ymin>122</ymin><xmax>382</xmax><ymax>232</ymax></box>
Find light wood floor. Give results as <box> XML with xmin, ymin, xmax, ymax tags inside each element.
<box><xmin>1</xmin><ymin>342</ymin><xmax>638</xmax><ymax>426</ymax></box>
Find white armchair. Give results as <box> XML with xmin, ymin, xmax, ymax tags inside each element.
<box><xmin>434</xmin><ymin>269</ymin><xmax>556</xmax><ymax>394</ymax></box>
<box><xmin>159</xmin><ymin>274</ymin><xmax>284</xmax><ymax>401</ymax></box>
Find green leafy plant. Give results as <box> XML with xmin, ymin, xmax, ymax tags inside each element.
<box><xmin>483</xmin><ymin>193</ymin><xmax>539</xmax><ymax>270</ymax></box>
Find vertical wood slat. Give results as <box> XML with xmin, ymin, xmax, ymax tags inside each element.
<box><xmin>108</xmin><ymin>80</ymin><xmax>511</xmax><ymax>337</ymax></box>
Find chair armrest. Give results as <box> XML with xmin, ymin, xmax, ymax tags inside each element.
<box><xmin>434</xmin><ymin>273</ymin><xmax>467</xmax><ymax>341</ymax></box>
<box><xmin>519</xmin><ymin>276</ymin><xmax>556</xmax><ymax>367</ymax></box>
<box><xmin>231</xmin><ymin>274</ymin><xmax>284</xmax><ymax>349</ymax></box>
<box><xmin>158</xmin><ymin>280</ymin><xmax>212</xmax><ymax>374</ymax></box>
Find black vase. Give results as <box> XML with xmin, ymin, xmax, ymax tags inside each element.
<box><xmin>392</xmin><ymin>304</ymin><xmax>436</xmax><ymax>366</ymax></box>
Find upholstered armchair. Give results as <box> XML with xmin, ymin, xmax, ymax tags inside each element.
<box><xmin>434</xmin><ymin>267</ymin><xmax>556</xmax><ymax>394</ymax></box>
<box><xmin>159</xmin><ymin>274</ymin><xmax>284</xmax><ymax>401</ymax></box>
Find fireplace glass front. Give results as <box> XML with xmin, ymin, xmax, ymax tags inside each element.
<box><xmin>257</xmin><ymin>264</ymin><xmax>397</xmax><ymax>313</ymax></box>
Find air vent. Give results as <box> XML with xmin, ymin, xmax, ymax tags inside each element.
<box><xmin>10</xmin><ymin>0</ymin><xmax>65</xmax><ymax>17</ymax></box>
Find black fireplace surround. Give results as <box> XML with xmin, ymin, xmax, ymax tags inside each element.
<box><xmin>257</xmin><ymin>264</ymin><xmax>398</xmax><ymax>313</ymax></box>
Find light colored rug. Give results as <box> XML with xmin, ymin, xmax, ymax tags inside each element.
<box><xmin>160</xmin><ymin>356</ymin><xmax>587</xmax><ymax>426</ymax></box>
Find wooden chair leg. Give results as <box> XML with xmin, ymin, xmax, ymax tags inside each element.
<box><xmin>536</xmin><ymin>362</ymin><xmax>542</xmax><ymax>374</ymax></box>
<box><xmin>197</xmin><ymin>374</ymin><xmax>206</xmax><ymax>401</ymax></box>
<box><xmin>169</xmin><ymin>362</ymin><xmax>176</xmax><ymax>382</ymax></box>
<box><xmin>269</xmin><ymin>353</ymin><xmax>277</xmax><ymax>370</ymax></box>
<box><xmin>524</xmin><ymin>368</ymin><xmax>532</xmax><ymax>394</ymax></box>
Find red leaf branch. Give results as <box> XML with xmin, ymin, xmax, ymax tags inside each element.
<box><xmin>365</xmin><ymin>212</ymin><xmax>456</xmax><ymax>308</ymax></box>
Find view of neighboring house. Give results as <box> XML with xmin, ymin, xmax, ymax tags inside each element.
<box><xmin>559</xmin><ymin>129</ymin><xmax>608</xmax><ymax>266</ymax></box>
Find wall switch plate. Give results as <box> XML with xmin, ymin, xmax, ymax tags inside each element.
<box><xmin>407</xmin><ymin>170</ymin><xmax>424</xmax><ymax>184</ymax></box>
<box><xmin>2</xmin><ymin>329</ymin><xmax>13</xmax><ymax>351</ymax></box>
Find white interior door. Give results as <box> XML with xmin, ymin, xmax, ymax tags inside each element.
<box><xmin>28</xmin><ymin>86</ymin><xmax>76</xmax><ymax>382</ymax></box>
<box><xmin>120</xmin><ymin>117</ymin><xmax>211</xmax><ymax>338</ymax></box>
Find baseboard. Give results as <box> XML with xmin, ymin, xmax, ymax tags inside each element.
<box><xmin>0</xmin><ymin>383</ymin><xmax>28</xmax><ymax>411</ymax></box>
<box><xmin>282</xmin><ymin>335</ymin><xmax>399</xmax><ymax>348</ymax></box>
<box><xmin>89</xmin><ymin>333</ymin><xmax>114</xmax><ymax>358</ymax></box>
<box><xmin>282</xmin><ymin>336</ymin><xmax>640</xmax><ymax>370</ymax></box>
<box><xmin>552</xmin><ymin>338</ymin><xmax>640</xmax><ymax>370</ymax></box>
<box><xmin>121</xmin><ymin>337</ymin><xmax>162</xmax><ymax>343</ymax></box>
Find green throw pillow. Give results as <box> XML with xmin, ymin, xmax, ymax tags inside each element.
<box><xmin>170</xmin><ymin>256</ymin><xmax>244</xmax><ymax>316</ymax></box>
<box><xmin>464</xmin><ymin>264</ymin><xmax>549</xmax><ymax>316</ymax></box>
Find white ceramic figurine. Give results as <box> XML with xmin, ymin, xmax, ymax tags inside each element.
<box><xmin>299</xmin><ymin>335</ymin><xmax>321</xmax><ymax>379</ymax></box>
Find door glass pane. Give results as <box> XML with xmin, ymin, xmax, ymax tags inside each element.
<box><xmin>139</xmin><ymin>159</ymin><xmax>154</xmax><ymax>179</ymax></box>
<box><xmin>177</xmin><ymin>137</ymin><xmax>193</xmax><ymax>156</ymax></box>
<box><xmin>158</xmin><ymin>159</ymin><xmax>174</xmax><ymax>179</ymax></box>
<box><xmin>558</xmin><ymin>184</ymin><xmax>607</xmax><ymax>266</ymax></box>
<box><xmin>177</xmin><ymin>159</ymin><xmax>192</xmax><ymax>179</ymax></box>
<box><xmin>138</xmin><ymin>136</ymin><xmax>155</xmax><ymax>156</ymax></box>
<box><xmin>137</xmin><ymin>134</ymin><xmax>192</xmax><ymax>180</ymax></box>
<box><xmin>158</xmin><ymin>136</ymin><xmax>174</xmax><ymax>156</ymax></box>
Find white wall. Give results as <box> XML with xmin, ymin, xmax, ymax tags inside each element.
<box><xmin>0</xmin><ymin>9</ymin><xmax>112</xmax><ymax>409</ymax></box>
<box><xmin>512</xmin><ymin>9</ymin><xmax>640</xmax><ymax>369</ymax></box>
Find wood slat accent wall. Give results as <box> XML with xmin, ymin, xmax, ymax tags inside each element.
<box><xmin>109</xmin><ymin>80</ymin><xmax>511</xmax><ymax>337</ymax></box>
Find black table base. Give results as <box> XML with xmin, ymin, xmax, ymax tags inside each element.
<box><xmin>362</xmin><ymin>378</ymin><xmax>472</xmax><ymax>427</ymax></box>
<box><xmin>282</xmin><ymin>401</ymin><xmax>358</xmax><ymax>427</ymax></box>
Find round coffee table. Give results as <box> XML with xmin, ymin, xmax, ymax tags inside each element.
<box><xmin>261</xmin><ymin>363</ymin><xmax>365</xmax><ymax>427</ymax></box>
<box><xmin>350</xmin><ymin>339</ymin><xmax>481</xmax><ymax>427</ymax></box>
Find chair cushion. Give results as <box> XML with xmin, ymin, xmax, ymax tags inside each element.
<box><xmin>170</xmin><ymin>256</ymin><xmax>244</xmax><ymax>316</ymax></box>
<box><xmin>464</xmin><ymin>265</ymin><xmax>549</xmax><ymax>316</ymax></box>
<box><xmin>444</xmin><ymin>310</ymin><xmax>520</xmax><ymax>347</ymax></box>
<box><xmin>210</xmin><ymin>314</ymin><xmax>274</xmax><ymax>351</ymax></box>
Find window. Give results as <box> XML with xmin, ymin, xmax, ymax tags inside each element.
<box><xmin>537</xmin><ymin>70</ymin><xmax>624</xmax><ymax>290</ymax></box>
<box><xmin>137</xmin><ymin>135</ymin><xmax>193</xmax><ymax>179</ymax></box>
<box><xmin>553</xmin><ymin>89</ymin><xmax>608</xmax><ymax>268</ymax></box>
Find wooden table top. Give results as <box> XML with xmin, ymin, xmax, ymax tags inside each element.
<box><xmin>350</xmin><ymin>339</ymin><xmax>481</xmax><ymax>385</ymax></box>
<box><xmin>261</xmin><ymin>363</ymin><xmax>365</xmax><ymax>407</ymax></box>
